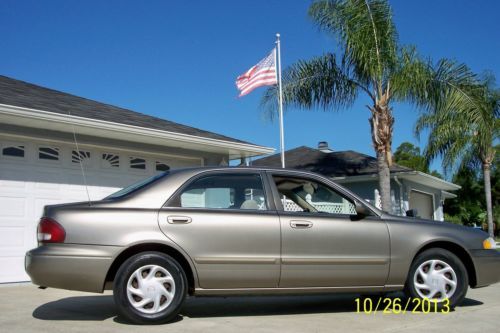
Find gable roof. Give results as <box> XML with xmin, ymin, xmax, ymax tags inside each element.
<box><xmin>252</xmin><ymin>146</ymin><xmax>411</xmax><ymax>177</ymax></box>
<box><xmin>0</xmin><ymin>75</ymin><xmax>248</xmax><ymax>145</ymax></box>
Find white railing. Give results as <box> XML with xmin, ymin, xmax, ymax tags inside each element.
<box><xmin>283</xmin><ymin>199</ymin><xmax>356</xmax><ymax>214</ymax></box>
<box><xmin>283</xmin><ymin>200</ymin><xmax>304</xmax><ymax>212</ymax></box>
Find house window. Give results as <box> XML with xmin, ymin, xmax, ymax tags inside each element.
<box><xmin>72</xmin><ymin>150</ymin><xmax>91</xmax><ymax>164</ymax></box>
<box><xmin>39</xmin><ymin>147</ymin><xmax>60</xmax><ymax>161</ymax></box>
<box><xmin>2</xmin><ymin>145</ymin><xmax>25</xmax><ymax>158</ymax></box>
<box><xmin>156</xmin><ymin>161</ymin><xmax>170</xmax><ymax>172</ymax></box>
<box><xmin>130</xmin><ymin>157</ymin><xmax>146</xmax><ymax>170</ymax></box>
<box><xmin>102</xmin><ymin>153</ymin><xmax>119</xmax><ymax>168</ymax></box>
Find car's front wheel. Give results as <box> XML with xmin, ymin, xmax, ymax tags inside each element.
<box><xmin>113</xmin><ymin>251</ymin><xmax>187</xmax><ymax>324</ymax></box>
<box><xmin>404</xmin><ymin>248</ymin><xmax>468</xmax><ymax>309</ymax></box>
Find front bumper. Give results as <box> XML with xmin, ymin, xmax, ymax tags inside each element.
<box><xmin>25</xmin><ymin>244</ymin><xmax>122</xmax><ymax>293</ymax></box>
<box><xmin>470</xmin><ymin>249</ymin><xmax>500</xmax><ymax>288</ymax></box>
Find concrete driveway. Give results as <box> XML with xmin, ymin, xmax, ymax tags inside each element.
<box><xmin>0</xmin><ymin>283</ymin><xmax>498</xmax><ymax>333</ymax></box>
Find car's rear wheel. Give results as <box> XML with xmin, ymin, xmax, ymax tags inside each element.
<box><xmin>404</xmin><ymin>248</ymin><xmax>468</xmax><ymax>309</ymax></box>
<box><xmin>113</xmin><ymin>251</ymin><xmax>187</xmax><ymax>324</ymax></box>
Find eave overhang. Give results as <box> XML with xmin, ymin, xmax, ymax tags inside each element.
<box><xmin>0</xmin><ymin>103</ymin><xmax>274</xmax><ymax>160</ymax></box>
<box><xmin>333</xmin><ymin>170</ymin><xmax>460</xmax><ymax>192</ymax></box>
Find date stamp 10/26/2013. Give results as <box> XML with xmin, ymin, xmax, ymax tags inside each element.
<box><xmin>355</xmin><ymin>297</ymin><xmax>451</xmax><ymax>314</ymax></box>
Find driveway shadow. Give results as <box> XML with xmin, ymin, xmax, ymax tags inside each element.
<box><xmin>33</xmin><ymin>295</ymin><xmax>117</xmax><ymax>321</ymax></box>
<box><xmin>32</xmin><ymin>293</ymin><xmax>484</xmax><ymax>323</ymax></box>
<box><xmin>181</xmin><ymin>294</ymin><xmax>361</xmax><ymax>318</ymax></box>
<box><xmin>460</xmin><ymin>298</ymin><xmax>483</xmax><ymax>307</ymax></box>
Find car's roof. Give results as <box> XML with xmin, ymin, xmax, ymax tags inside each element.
<box><xmin>169</xmin><ymin>166</ymin><xmax>328</xmax><ymax>178</ymax></box>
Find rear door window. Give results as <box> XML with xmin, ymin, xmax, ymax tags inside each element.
<box><xmin>169</xmin><ymin>173</ymin><xmax>268</xmax><ymax>210</ymax></box>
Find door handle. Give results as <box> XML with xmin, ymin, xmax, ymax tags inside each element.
<box><xmin>290</xmin><ymin>220</ymin><xmax>313</xmax><ymax>229</ymax></box>
<box><xmin>167</xmin><ymin>215</ymin><xmax>192</xmax><ymax>224</ymax></box>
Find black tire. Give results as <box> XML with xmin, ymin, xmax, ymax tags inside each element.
<box><xmin>113</xmin><ymin>251</ymin><xmax>187</xmax><ymax>324</ymax></box>
<box><xmin>404</xmin><ymin>248</ymin><xmax>468</xmax><ymax>309</ymax></box>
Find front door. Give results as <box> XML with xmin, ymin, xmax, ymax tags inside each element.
<box><xmin>269</xmin><ymin>172</ymin><xmax>390</xmax><ymax>288</ymax></box>
<box><xmin>158</xmin><ymin>171</ymin><xmax>280</xmax><ymax>289</ymax></box>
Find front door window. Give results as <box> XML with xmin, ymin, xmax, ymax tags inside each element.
<box><xmin>273</xmin><ymin>176</ymin><xmax>356</xmax><ymax>215</ymax></box>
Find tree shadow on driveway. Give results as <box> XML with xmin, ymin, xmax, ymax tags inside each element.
<box><xmin>32</xmin><ymin>293</ymin><xmax>484</xmax><ymax>323</ymax></box>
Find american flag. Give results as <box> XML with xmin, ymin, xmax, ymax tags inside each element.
<box><xmin>236</xmin><ymin>49</ymin><xmax>277</xmax><ymax>97</ymax></box>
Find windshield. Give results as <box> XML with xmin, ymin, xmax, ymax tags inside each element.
<box><xmin>106</xmin><ymin>172</ymin><xmax>169</xmax><ymax>199</ymax></box>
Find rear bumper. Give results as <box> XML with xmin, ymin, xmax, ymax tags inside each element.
<box><xmin>470</xmin><ymin>249</ymin><xmax>500</xmax><ymax>288</ymax></box>
<box><xmin>25</xmin><ymin>244</ymin><xmax>122</xmax><ymax>293</ymax></box>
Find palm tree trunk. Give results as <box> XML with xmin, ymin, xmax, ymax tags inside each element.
<box><xmin>377</xmin><ymin>151</ymin><xmax>392</xmax><ymax>212</ymax></box>
<box><xmin>370</xmin><ymin>101</ymin><xmax>394</xmax><ymax>213</ymax></box>
<box><xmin>482</xmin><ymin>162</ymin><xmax>494</xmax><ymax>238</ymax></box>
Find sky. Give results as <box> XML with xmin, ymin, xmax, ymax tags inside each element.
<box><xmin>1</xmin><ymin>0</ymin><xmax>499</xmax><ymax>173</ymax></box>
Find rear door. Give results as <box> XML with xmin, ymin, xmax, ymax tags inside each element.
<box><xmin>158</xmin><ymin>170</ymin><xmax>280</xmax><ymax>289</ymax></box>
<box><xmin>268</xmin><ymin>171</ymin><xmax>390</xmax><ymax>288</ymax></box>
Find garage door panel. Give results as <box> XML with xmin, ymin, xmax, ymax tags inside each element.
<box><xmin>0</xmin><ymin>226</ymin><xmax>25</xmax><ymax>246</ymax></box>
<box><xmin>0</xmin><ymin>257</ymin><xmax>29</xmax><ymax>282</ymax></box>
<box><xmin>0</xmin><ymin>141</ymin><xmax>204</xmax><ymax>283</ymax></box>
<box><xmin>410</xmin><ymin>190</ymin><xmax>434</xmax><ymax>220</ymax></box>
<box><xmin>0</xmin><ymin>166</ymin><xmax>31</xmax><ymax>185</ymax></box>
<box><xmin>35</xmin><ymin>182</ymin><xmax>61</xmax><ymax>191</ymax></box>
<box><xmin>0</xmin><ymin>178</ymin><xmax>26</xmax><ymax>189</ymax></box>
<box><xmin>0</xmin><ymin>196</ymin><xmax>27</xmax><ymax>217</ymax></box>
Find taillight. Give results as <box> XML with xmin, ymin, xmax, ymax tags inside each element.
<box><xmin>37</xmin><ymin>217</ymin><xmax>66</xmax><ymax>243</ymax></box>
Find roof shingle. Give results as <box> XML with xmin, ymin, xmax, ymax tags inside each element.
<box><xmin>252</xmin><ymin>146</ymin><xmax>411</xmax><ymax>177</ymax></box>
<box><xmin>0</xmin><ymin>75</ymin><xmax>249</xmax><ymax>144</ymax></box>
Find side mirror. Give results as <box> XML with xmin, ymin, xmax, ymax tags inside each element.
<box><xmin>406</xmin><ymin>209</ymin><xmax>418</xmax><ymax>218</ymax></box>
<box><xmin>354</xmin><ymin>201</ymin><xmax>371</xmax><ymax>217</ymax></box>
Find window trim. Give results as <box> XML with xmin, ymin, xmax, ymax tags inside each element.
<box><xmin>71</xmin><ymin>149</ymin><xmax>91</xmax><ymax>166</ymax></box>
<box><xmin>129</xmin><ymin>156</ymin><xmax>147</xmax><ymax>172</ymax></box>
<box><xmin>1</xmin><ymin>143</ymin><xmax>26</xmax><ymax>159</ymax></box>
<box><xmin>164</xmin><ymin>170</ymin><xmax>275</xmax><ymax>211</ymax></box>
<box><xmin>101</xmin><ymin>152</ymin><xmax>120</xmax><ymax>169</ymax></box>
<box><xmin>155</xmin><ymin>161</ymin><xmax>171</xmax><ymax>172</ymax></box>
<box><xmin>37</xmin><ymin>145</ymin><xmax>61</xmax><ymax>163</ymax></box>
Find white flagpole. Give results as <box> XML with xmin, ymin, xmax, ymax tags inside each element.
<box><xmin>275</xmin><ymin>33</ymin><xmax>285</xmax><ymax>168</ymax></box>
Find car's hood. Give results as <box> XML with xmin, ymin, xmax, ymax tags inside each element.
<box><xmin>383</xmin><ymin>213</ymin><xmax>489</xmax><ymax>238</ymax></box>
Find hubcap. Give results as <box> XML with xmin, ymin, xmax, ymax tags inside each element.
<box><xmin>126</xmin><ymin>265</ymin><xmax>176</xmax><ymax>314</ymax></box>
<box><xmin>413</xmin><ymin>259</ymin><xmax>457</xmax><ymax>301</ymax></box>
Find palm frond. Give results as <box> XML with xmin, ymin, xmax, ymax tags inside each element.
<box><xmin>308</xmin><ymin>0</ymin><xmax>398</xmax><ymax>86</ymax></box>
<box><xmin>392</xmin><ymin>49</ymin><xmax>480</xmax><ymax>115</ymax></box>
<box><xmin>416</xmin><ymin>77</ymin><xmax>499</xmax><ymax>175</ymax></box>
<box><xmin>261</xmin><ymin>53</ymin><xmax>359</xmax><ymax>119</ymax></box>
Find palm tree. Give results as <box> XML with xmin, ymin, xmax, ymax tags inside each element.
<box><xmin>416</xmin><ymin>79</ymin><xmax>499</xmax><ymax>237</ymax></box>
<box><xmin>262</xmin><ymin>0</ymin><xmax>478</xmax><ymax>212</ymax></box>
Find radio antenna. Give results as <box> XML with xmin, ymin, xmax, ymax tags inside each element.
<box><xmin>68</xmin><ymin>111</ymin><xmax>92</xmax><ymax>206</ymax></box>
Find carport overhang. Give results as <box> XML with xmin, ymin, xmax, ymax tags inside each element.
<box><xmin>0</xmin><ymin>103</ymin><xmax>275</xmax><ymax>160</ymax></box>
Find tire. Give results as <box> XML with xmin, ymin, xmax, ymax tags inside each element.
<box><xmin>404</xmin><ymin>248</ymin><xmax>468</xmax><ymax>309</ymax></box>
<box><xmin>113</xmin><ymin>251</ymin><xmax>188</xmax><ymax>324</ymax></box>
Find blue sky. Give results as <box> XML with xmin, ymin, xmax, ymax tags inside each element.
<box><xmin>1</xmin><ymin>0</ymin><xmax>499</xmax><ymax>173</ymax></box>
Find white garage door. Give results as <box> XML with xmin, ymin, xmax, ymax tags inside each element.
<box><xmin>409</xmin><ymin>190</ymin><xmax>435</xmax><ymax>220</ymax></box>
<box><xmin>0</xmin><ymin>139</ymin><xmax>202</xmax><ymax>283</ymax></box>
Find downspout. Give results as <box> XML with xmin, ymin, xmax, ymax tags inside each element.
<box><xmin>394</xmin><ymin>176</ymin><xmax>404</xmax><ymax>216</ymax></box>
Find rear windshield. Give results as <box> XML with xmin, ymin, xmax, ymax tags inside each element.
<box><xmin>106</xmin><ymin>172</ymin><xmax>169</xmax><ymax>199</ymax></box>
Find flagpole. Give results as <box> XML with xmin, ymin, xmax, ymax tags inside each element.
<box><xmin>275</xmin><ymin>33</ymin><xmax>285</xmax><ymax>168</ymax></box>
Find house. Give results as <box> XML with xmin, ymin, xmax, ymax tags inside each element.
<box><xmin>252</xmin><ymin>142</ymin><xmax>460</xmax><ymax>221</ymax></box>
<box><xmin>0</xmin><ymin>75</ymin><xmax>274</xmax><ymax>283</ymax></box>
